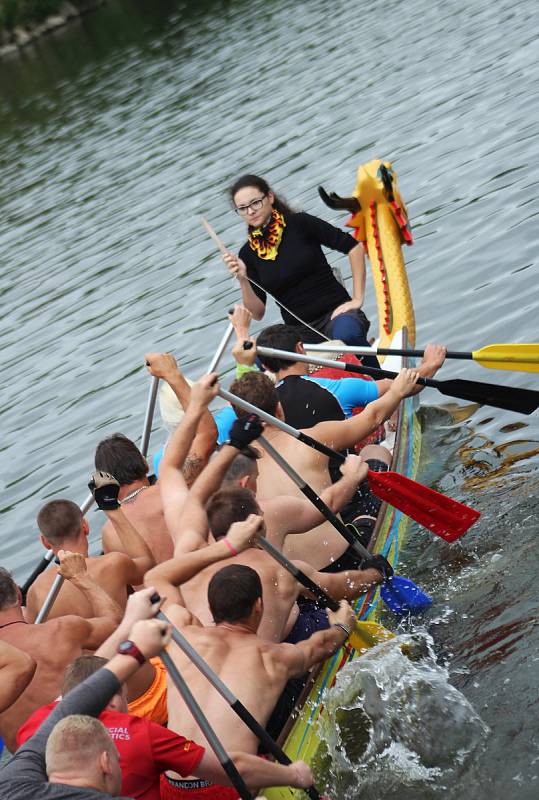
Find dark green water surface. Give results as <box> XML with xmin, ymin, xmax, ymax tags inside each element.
<box><xmin>1</xmin><ymin>0</ymin><xmax>538</xmax><ymax>796</ymax></box>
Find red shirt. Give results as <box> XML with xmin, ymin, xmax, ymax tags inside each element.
<box><xmin>17</xmin><ymin>702</ymin><xmax>205</xmax><ymax>800</ymax></box>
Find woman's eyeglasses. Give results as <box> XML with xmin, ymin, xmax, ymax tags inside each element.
<box><xmin>234</xmin><ymin>195</ymin><xmax>267</xmax><ymax>216</ymax></box>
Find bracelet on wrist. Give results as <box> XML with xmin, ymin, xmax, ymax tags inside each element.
<box><xmin>223</xmin><ymin>538</ymin><xmax>238</xmax><ymax>557</ymax></box>
<box><xmin>333</xmin><ymin>622</ymin><xmax>352</xmax><ymax>639</ymax></box>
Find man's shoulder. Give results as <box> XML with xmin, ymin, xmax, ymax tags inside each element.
<box><xmin>89</xmin><ymin>551</ymin><xmax>130</xmax><ymax>571</ymax></box>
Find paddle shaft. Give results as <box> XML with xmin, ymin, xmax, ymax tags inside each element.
<box><xmin>160</xmin><ymin>650</ymin><xmax>252</xmax><ymax>800</ymax></box>
<box><xmin>256</xmin><ymin>346</ymin><xmax>539</xmax><ymax>414</ymax></box>
<box><xmin>259</xmin><ymin>435</ymin><xmax>369</xmax><ymax>562</ymax></box>
<box><xmin>34</xmin><ymin>573</ymin><xmax>64</xmax><ymax>624</ymax></box>
<box><xmin>157</xmin><ymin>613</ymin><xmax>322</xmax><ymax>800</ymax></box>
<box><xmin>303</xmin><ymin>343</ymin><xmax>474</xmax><ymax>359</ymax></box>
<box><xmin>207</xmin><ymin>323</ymin><xmax>234</xmax><ymax>373</ymax></box>
<box><xmin>303</xmin><ymin>342</ymin><xmax>539</xmax><ymax>365</ymax></box>
<box><xmin>140</xmin><ymin>377</ymin><xmax>160</xmax><ymax>458</ymax></box>
<box><xmin>256</xmin><ymin>536</ymin><xmax>339</xmax><ymax>611</ymax></box>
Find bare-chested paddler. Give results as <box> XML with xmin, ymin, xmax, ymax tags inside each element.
<box><xmin>26</xmin><ymin>477</ymin><xmax>155</xmax><ymax>622</ymax></box>
<box><xmin>148</xmin><ymin>517</ymin><xmax>356</xmax><ymax>800</ymax></box>
<box><xmin>96</xmin><ymin>353</ymin><xmax>217</xmax><ymax>565</ymax></box>
<box><xmin>0</xmin><ymin>551</ymin><xmax>121</xmax><ymax>752</ymax></box>
<box><xmin>145</xmin><ymin>373</ymin><xmax>386</xmax><ymax>643</ymax></box>
<box><xmin>229</xmin><ymin>368</ymin><xmax>421</xmax><ymax>570</ymax></box>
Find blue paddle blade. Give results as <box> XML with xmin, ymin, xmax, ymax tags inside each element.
<box><xmin>380</xmin><ymin>575</ymin><xmax>433</xmax><ymax>615</ymax></box>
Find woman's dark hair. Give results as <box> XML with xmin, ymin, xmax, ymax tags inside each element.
<box><xmin>228</xmin><ymin>174</ymin><xmax>295</xmax><ymax>217</ymax></box>
<box><xmin>208</xmin><ymin>564</ymin><xmax>263</xmax><ymax>624</ymax></box>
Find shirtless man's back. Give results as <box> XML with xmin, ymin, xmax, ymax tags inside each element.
<box><xmin>178</xmin><ymin>547</ymin><xmax>298</xmax><ymax>641</ymax></box>
<box><xmin>101</xmin><ymin>483</ymin><xmax>172</xmax><ymax>564</ymax></box>
<box><xmin>162</xmin><ymin>563</ymin><xmax>356</xmax><ymax>788</ymax></box>
<box><xmin>0</xmin><ymin>556</ymin><xmax>120</xmax><ymax>751</ymax></box>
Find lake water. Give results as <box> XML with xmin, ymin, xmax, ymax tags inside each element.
<box><xmin>1</xmin><ymin>0</ymin><xmax>538</xmax><ymax>796</ymax></box>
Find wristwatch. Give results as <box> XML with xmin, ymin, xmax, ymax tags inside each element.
<box><xmin>117</xmin><ymin>640</ymin><xmax>146</xmax><ymax>665</ymax></box>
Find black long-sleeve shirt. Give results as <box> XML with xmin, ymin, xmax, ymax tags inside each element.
<box><xmin>239</xmin><ymin>211</ymin><xmax>358</xmax><ymax>325</ymax></box>
<box><xmin>0</xmin><ymin>669</ymin><xmax>132</xmax><ymax>800</ymax></box>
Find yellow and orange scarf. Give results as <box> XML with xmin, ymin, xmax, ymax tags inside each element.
<box><xmin>248</xmin><ymin>208</ymin><xmax>286</xmax><ymax>260</ymax></box>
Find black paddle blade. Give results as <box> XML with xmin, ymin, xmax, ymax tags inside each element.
<box><xmin>437</xmin><ymin>378</ymin><xmax>539</xmax><ymax>415</ymax></box>
<box><xmin>338</xmin><ymin>361</ymin><xmax>539</xmax><ymax>416</ymax></box>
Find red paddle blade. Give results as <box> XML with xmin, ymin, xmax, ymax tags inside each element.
<box><xmin>367</xmin><ymin>470</ymin><xmax>480</xmax><ymax>542</ymax></box>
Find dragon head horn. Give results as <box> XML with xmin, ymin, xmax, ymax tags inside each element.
<box><xmin>318</xmin><ymin>186</ymin><xmax>361</xmax><ymax>213</ymax></box>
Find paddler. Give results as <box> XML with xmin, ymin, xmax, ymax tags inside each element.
<box><xmin>227</xmin><ymin>368</ymin><xmax>419</xmax><ymax>571</ymax></box>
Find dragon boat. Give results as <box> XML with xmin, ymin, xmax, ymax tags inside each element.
<box><xmin>264</xmin><ymin>159</ymin><xmax>420</xmax><ymax>799</ymax></box>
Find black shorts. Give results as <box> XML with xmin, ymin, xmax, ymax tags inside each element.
<box><xmin>318</xmin><ymin>519</ymin><xmax>375</xmax><ymax>573</ymax></box>
<box><xmin>340</xmin><ymin>458</ymin><xmax>389</xmax><ymax>524</ymax></box>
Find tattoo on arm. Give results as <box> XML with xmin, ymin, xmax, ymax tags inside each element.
<box><xmin>182</xmin><ymin>455</ymin><xmax>204</xmax><ymax>487</ymax></box>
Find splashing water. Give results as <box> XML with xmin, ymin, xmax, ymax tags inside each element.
<box><xmin>313</xmin><ymin>634</ymin><xmax>489</xmax><ymax>799</ymax></box>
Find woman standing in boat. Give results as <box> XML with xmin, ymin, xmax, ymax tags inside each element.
<box><xmin>223</xmin><ymin>174</ymin><xmax>380</xmax><ymax>367</ymax></box>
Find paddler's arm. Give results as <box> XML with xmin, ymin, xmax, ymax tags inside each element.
<box><xmin>263</xmin><ymin>454</ymin><xmax>368</xmax><ymax>548</ymax></box>
<box><xmin>0</xmin><ymin>641</ymin><xmax>36</xmax><ymax>713</ymax></box>
<box><xmin>173</xmin><ymin>411</ymin><xmax>263</xmax><ymax>554</ymax></box>
<box><xmin>278</xmin><ymin>600</ymin><xmax>357</xmax><ymax>675</ymax></box>
<box><xmin>145</xmin><ymin>353</ymin><xmax>218</xmax><ymax>486</ymax></box>
<box><xmin>309</xmin><ymin>367</ymin><xmax>419</xmax><ymax>452</ymax></box>
<box><xmin>150</xmin><ymin>374</ymin><xmax>219</xmax><ymax>545</ymax></box>
<box><xmin>367</xmin><ymin>344</ymin><xmax>446</xmax><ymax>398</ymax></box>
<box><xmin>297</xmin><ymin>559</ymin><xmax>384</xmax><ymax>601</ymax></box>
<box><xmin>95</xmin><ymin>587</ymin><xmax>161</xmax><ymax>704</ymax></box>
<box><xmin>89</xmin><ymin>472</ymin><xmax>155</xmax><ymax>583</ymax></box>
<box><xmin>144</xmin><ymin>515</ymin><xmax>264</xmax><ymax>605</ymax></box>
<box><xmin>409</xmin><ymin>343</ymin><xmax>447</xmax><ymax>393</ymax></box>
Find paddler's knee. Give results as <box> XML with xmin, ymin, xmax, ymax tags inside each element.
<box><xmin>360</xmin><ymin>444</ymin><xmax>391</xmax><ymax>465</ymax></box>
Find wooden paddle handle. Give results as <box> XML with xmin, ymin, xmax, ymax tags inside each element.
<box><xmin>201</xmin><ymin>217</ymin><xmax>228</xmax><ymax>254</ymax></box>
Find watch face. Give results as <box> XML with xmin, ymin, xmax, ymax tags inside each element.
<box><xmin>118</xmin><ymin>640</ymin><xmax>144</xmax><ymax>664</ymax></box>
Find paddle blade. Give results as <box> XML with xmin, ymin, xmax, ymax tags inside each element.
<box><xmin>437</xmin><ymin>377</ymin><xmax>539</xmax><ymax>415</ymax></box>
<box><xmin>349</xmin><ymin>621</ymin><xmax>395</xmax><ymax>652</ymax></box>
<box><xmin>367</xmin><ymin>470</ymin><xmax>480</xmax><ymax>542</ymax></box>
<box><xmin>472</xmin><ymin>343</ymin><xmax>539</xmax><ymax>373</ymax></box>
<box><xmin>381</xmin><ymin>576</ymin><xmax>433</xmax><ymax>615</ymax></box>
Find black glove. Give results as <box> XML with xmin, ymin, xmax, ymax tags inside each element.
<box><xmin>361</xmin><ymin>553</ymin><xmax>394</xmax><ymax>581</ymax></box>
<box><xmin>88</xmin><ymin>470</ymin><xmax>121</xmax><ymax>511</ymax></box>
<box><xmin>227</xmin><ymin>414</ymin><xmax>263</xmax><ymax>449</ymax></box>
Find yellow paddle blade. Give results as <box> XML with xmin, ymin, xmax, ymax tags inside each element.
<box><xmin>473</xmin><ymin>343</ymin><xmax>539</xmax><ymax>372</ymax></box>
<box><xmin>349</xmin><ymin>620</ymin><xmax>395</xmax><ymax>652</ymax></box>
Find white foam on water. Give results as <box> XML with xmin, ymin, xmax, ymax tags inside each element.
<box><xmin>316</xmin><ymin>633</ymin><xmax>489</xmax><ymax>798</ymax></box>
